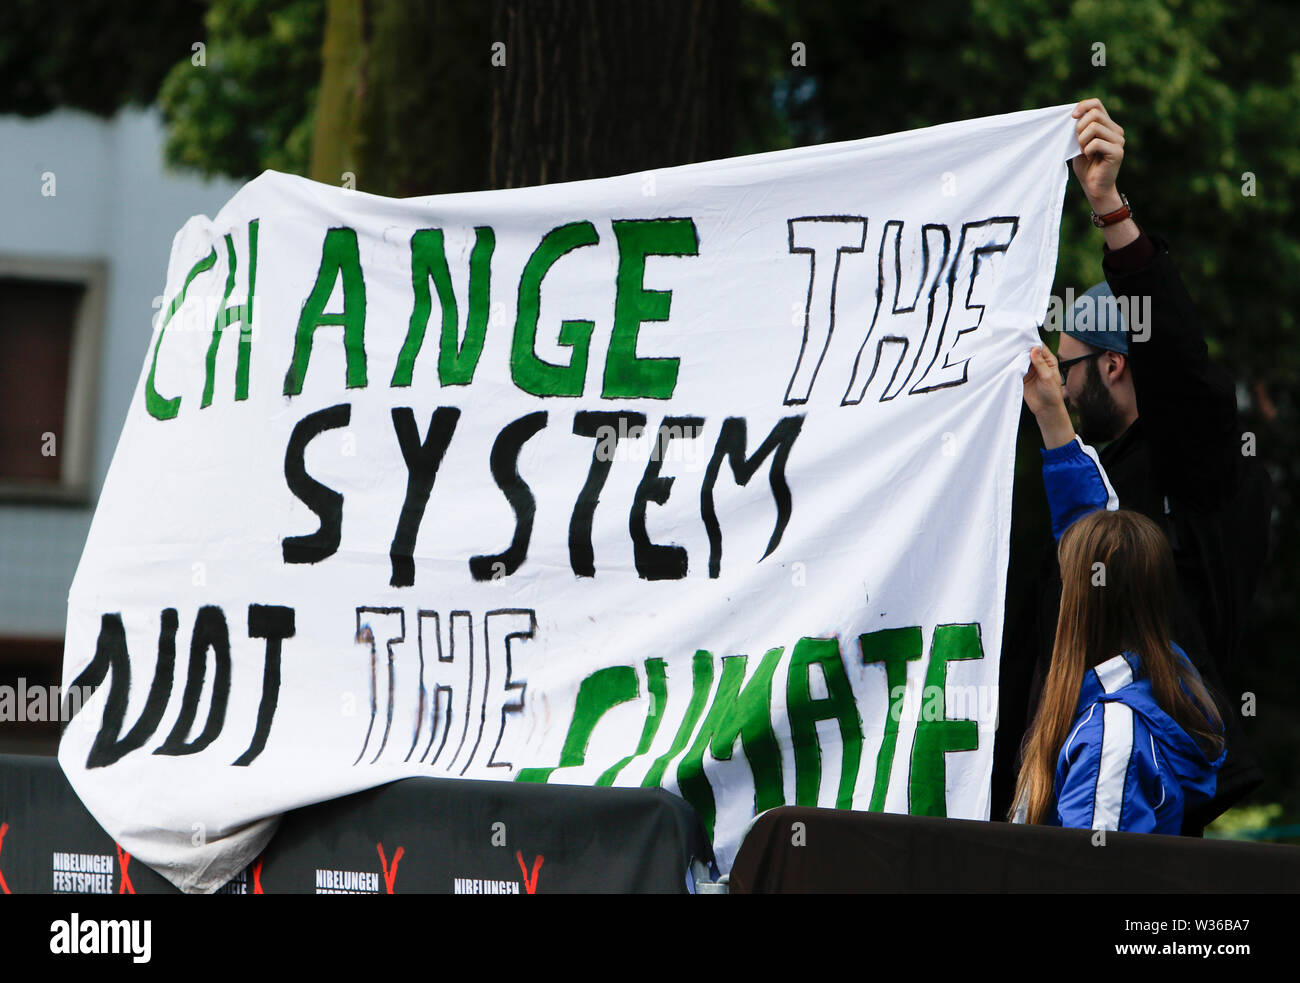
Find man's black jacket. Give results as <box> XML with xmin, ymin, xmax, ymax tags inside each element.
<box><xmin>993</xmin><ymin>232</ymin><xmax>1272</xmax><ymax>830</ymax></box>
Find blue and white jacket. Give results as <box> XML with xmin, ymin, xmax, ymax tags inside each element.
<box><xmin>1040</xmin><ymin>436</ymin><xmax>1118</xmax><ymax>542</ymax></box>
<box><xmin>1050</xmin><ymin>646</ymin><xmax>1224</xmax><ymax>833</ymax></box>
<box><xmin>1029</xmin><ymin>438</ymin><xmax>1225</xmax><ymax>833</ymax></box>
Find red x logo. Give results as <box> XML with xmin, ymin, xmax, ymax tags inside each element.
<box><xmin>252</xmin><ymin>854</ymin><xmax>265</xmax><ymax>895</ymax></box>
<box><xmin>377</xmin><ymin>843</ymin><xmax>404</xmax><ymax>894</ymax></box>
<box><xmin>0</xmin><ymin>822</ymin><xmax>11</xmax><ymax>895</ymax></box>
<box><xmin>115</xmin><ymin>843</ymin><xmax>135</xmax><ymax>895</ymax></box>
<box><xmin>515</xmin><ymin>851</ymin><xmax>544</xmax><ymax>894</ymax></box>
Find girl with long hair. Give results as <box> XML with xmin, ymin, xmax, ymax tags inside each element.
<box><xmin>1011</xmin><ymin>346</ymin><xmax>1224</xmax><ymax>832</ymax></box>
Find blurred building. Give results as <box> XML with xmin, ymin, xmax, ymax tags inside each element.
<box><xmin>0</xmin><ymin>107</ymin><xmax>240</xmax><ymax>753</ymax></box>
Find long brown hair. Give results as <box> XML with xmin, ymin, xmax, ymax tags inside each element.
<box><xmin>1010</xmin><ymin>509</ymin><xmax>1224</xmax><ymax>824</ymax></box>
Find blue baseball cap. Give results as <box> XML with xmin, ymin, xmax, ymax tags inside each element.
<box><xmin>1064</xmin><ymin>281</ymin><xmax>1128</xmax><ymax>354</ymax></box>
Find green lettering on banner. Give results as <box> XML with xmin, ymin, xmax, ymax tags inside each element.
<box><xmin>283</xmin><ymin>227</ymin><xmax>368</xmax><ymax>395</ymax></box>
<box><xmin>677</xmin><ymin>648</ymin><xmax>785</xmax><ymax>838</ymax></box>
<box><xmin>202</xmin><ymin>220</ymin><xmax>260</xmax><ymax>407</ymax></box>
<box><xmin>859</xmin><ymin>626</ymin><xmax>923</xmax><ymax>811</ymax></box>
<box><xmin>596</xmin><ymin>657</ymin><xmax>667</xmax><ymax>786</ymax></box>
<box><xmin>391</xmin><ymin>227</ymin><xmax>495</xmax><ymax>388</ymax></box>
<box><xmin>145</xmin><ymin>247</ymin><xmax>218</xmax><ymax>420</ymax></box>
<box><xmin>908</xmin><ymin>624</ymin><xmax>983</xmax><ymax>816</ymax></box>
<box><xmin>786</xmin><ymin>637</ymin><xmax>863</xmax><ymax>809</ymax></box>
<box><xmin>602</xmin><ymin>218</ymin><xmax>698</xmax><ymax>399</ymax></box>
<box><xmin>641</xmin><ymin>651</ymin><xmax>713</xmax><ymax>789</ymax></box>
<box><xmin>509</xmin><ymin>221</ymin><xmax>599</xmax><ymax>396</ymax></box>
<box><xmin>515</xmin><ymin>665</ymin><xmax>638</xmax><ymax>783</ymax></box>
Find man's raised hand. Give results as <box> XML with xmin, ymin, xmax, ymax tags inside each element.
<box><xmin>1071</xmin><ymin>97</ymin><xmax>1125</xmax><ymax>214</ymax></box>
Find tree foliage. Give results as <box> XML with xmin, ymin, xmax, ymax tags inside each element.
<box><xmin>157</xmin><ymin>0</ymin><xmax>322</xmax><ymax>179</ymax></box>
<box><xmin>0</xmin><ymin>0</ymin><xmax>205</xmax><ymax>116</ymax></box>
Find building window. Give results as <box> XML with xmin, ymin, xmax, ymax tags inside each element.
<box><xmin>0</xmin><ymin>258</ymin><xmax>104</xmax><ymax>503</ymax></box>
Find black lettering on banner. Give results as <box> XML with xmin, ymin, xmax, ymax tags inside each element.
<box><xmin>569</xmin><ymin>410</ymin><xmax>647</xmax><ymax>577</ymax></box>
<box><xmin>457</xmin><ymin>608</ymin><xmax>499</xmax><ymax>776</ymax></box>
<box><xmin>701</xmin><ymin>416</ymin><xmax>804</xmax><ymax>578</ymax></box>
<box><xmin>389</xmin><ymin>406</ymin><xmax>461</xmax><ymax>588</ymax></box>
<box><xmin>68</xmin><ymin>604</ymin><xmax>295</xmax><ymax>768</ymax></box>
<box><xmin>441</xmin><ymin>610</ymin><xmax>475</xmax><ymax>771</ymax></box>
<box><xmin>354</xmin><ymin>607</ymin><xmax>537</xmax><ymax>774</ymax></box>
<box><xmin>630</xmin><ymin>416</ymin><xmax>703</xmax><ymax>580</ymax></box>
<box><xmin>785</xmin><ymin>215</ymin><xmax>1020</xmax><ymax>402</ymax></box>
<box><xmin>233</xmin><ymin>604</ymin><xmax>295</xmax><ymax>766</ymax></box>
<box><xmin>155</xmin><ymin>606</ymin><xmax>231</xmax><ymax>756</ymax></box>
<box><xmin>404</xmin><ymin>612</ymin><xmax>435</xmax><ymax>764</ymax></box>
<box><xmin>414</xmin><ymin>610</ymin><xmax>451</xmax><ymax>764</ymax></box>
<box><xmin>353</xmin><ymin>607</ymin><xmax>405</xmax><ymax>766</ymax></box>
<box><xmin>469</xmin><ymin>411</ymin><xmax>548</xmax><ymax>581</ymax></box>
<box><xmin>842</xmin><ymin>221</ymin><xmax>952</xmax><ymax>404</ymax></box>
<box><xmin>908</xmin><ymin>217</ymin><xmax>1019</xmax><ymax>394</ymax></box>
<box><xmin>70</xmin><ymin>610</ymin><xmax>178</xmax><ymax>768</ymax></box>
<box><xmin>282</xmin><ymin>403</ymin><xmax>351</xmax><ymax>564</ymax></box>
<box><xmin>784</xmin><ymin>216</ymin><xmax>868</xmax><ymax>404</ymax></box>
<box><xmin>481</xmin><ymin>608</ymin><xmax>535</xmax><ymax>773</ymax></box>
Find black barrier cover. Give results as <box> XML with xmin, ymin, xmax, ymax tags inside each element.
<box><xmin>0</xmin><ymin>754</ymin><xmax>178</xmax><ymax>895</ymax></box>
<box><xmin>0</xmin><ymin>754</ymin><xmax>712</xmax><ymax>894</ymax></box>
<box><xmin>264</xmin><ymin>775</ymin><xmax>711</xmax><ymax>894</ymax></box>
<box><xmin>729</xmin><ymin>806</ymin><xmax>1300</xmax><ymax>893</ymax></box>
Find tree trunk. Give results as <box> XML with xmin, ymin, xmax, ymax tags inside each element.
<box><xmin>357</xmin><ymin>1</ymin><xmax>494</xmax><ymax>197</ymax></box>
<box><xmin>312</xmin><ymin>0</ymin><xmax>494</xmax><ymax>198</ymax></box>
<box><xmin>490</xmin><ymin>0</ymin><xmax>738</xmax><ymax>188</ymax></box>
<box><xmin>312</xmin><ymin>1</ymin><xmax>737</xmax><ymax>196</ymax></box>
<box><xmin>308</xmin><ymin>0</ymin><xmax>367</xmax><ymax>187</ymax></box>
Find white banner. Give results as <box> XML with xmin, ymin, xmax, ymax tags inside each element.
<box><xmin>60</xmin><ymin>105</ymin><xmax>1078</xmax><ymax>892</ymax></box>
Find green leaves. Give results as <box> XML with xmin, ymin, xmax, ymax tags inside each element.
<box><xmin>157</xmin><ymin>0</ymin><xmax>323</xmax><ymax>180</ymax></box>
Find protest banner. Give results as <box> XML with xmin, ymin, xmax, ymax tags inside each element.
<box><xmin>60</xmin><ymin>105</ymin><xmax>1078</xmax><ymax>892</ymax></box>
